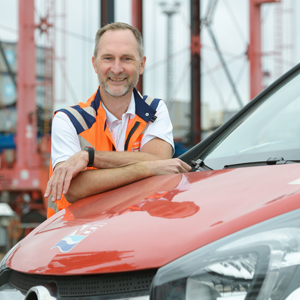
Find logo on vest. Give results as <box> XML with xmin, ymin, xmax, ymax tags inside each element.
<box><xmin>132</xmin><ymin>141</ymin><xmax>141</xmax><ymax>152</ymax></box>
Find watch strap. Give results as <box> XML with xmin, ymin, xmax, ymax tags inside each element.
<box><xmin>84</xmin><ymin>146</ymin><xmax>94</xmax><ymax>167</ymax></box>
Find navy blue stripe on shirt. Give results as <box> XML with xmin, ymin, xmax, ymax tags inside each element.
<box><xmin>148</xmin><ymin>97</ymin><xmax>160</xmax><ymax>110</ymax></box>
<box><xmin>133</xmin><ymin>89</ymin><xmax>159</xmax><ymax>122</ymax></box>
<box><xmin>56</xmin><ymin>89</ymin><xmax>101</xmax><ymax>135</ymax></box>
<box><xmin>59</xmin><ymin>108</ymin><xmax>85</xmax><ymax>134</ymax></box>
<box><xmin>91</xmin><ymin>88</ymin><xmax>101</xmax><ymax>113</ymax></box>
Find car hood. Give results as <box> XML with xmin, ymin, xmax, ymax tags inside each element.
<box><xmin>8</xmin><ymin>164</ymin><xmax>300</xmax><ymax>275</ymax></box>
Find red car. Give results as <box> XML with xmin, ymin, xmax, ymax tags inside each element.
<box><xmin>1</xmin><ymin>63</ymin><xmax>300</xmax><ymax>300</ymax></box>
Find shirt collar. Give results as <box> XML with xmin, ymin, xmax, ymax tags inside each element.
<box><xmin>102</xmin><ymin>93</ymin><xmax>136</xmax><ymax>127</ymax></box>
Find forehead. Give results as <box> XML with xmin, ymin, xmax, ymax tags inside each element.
<box><xmin>97</xmin><ymin>29</ymin><xmax>139</xmax><ymax>57</ymax></box>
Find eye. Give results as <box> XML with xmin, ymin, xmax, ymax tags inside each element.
<box><xmin>123</xmin><ymin>57</ymin><xmax>132</xmax><ymax>61</ymax></box>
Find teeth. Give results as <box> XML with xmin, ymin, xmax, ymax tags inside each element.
<box><xmin>110</xmin><ymin>78</ymin><xmax>124</xmax><ymax>82</ymax></box>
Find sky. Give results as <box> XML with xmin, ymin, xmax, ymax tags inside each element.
<box><xmin>0</xmin><ymin>0</ymin><xmax>299</xmax><ymax>122</ymax></box>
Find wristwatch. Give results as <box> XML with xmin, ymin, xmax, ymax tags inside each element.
<box><xmin>84</xmin><ymin>146</ymin><xmax>95</xmax><ymax>167</ymax></box>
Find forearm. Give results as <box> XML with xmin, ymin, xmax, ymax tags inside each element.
<box><xmin>93</xmin><ymin>150</ymin><xmax>158</xmax><ymax>169</ymax></box>
<box><xmin>93</xmin><ymin>138</ymin><xmax>173</xmax><ymax>169</ymax></box>
<box><xmin>65</xmin><ymin>162</ymin><xmax>154</xmax><ymax>203</ymax></box>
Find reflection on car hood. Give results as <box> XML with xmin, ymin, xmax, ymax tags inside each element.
<box><xmin>8</xmin><ymin>164</ymin><xmax>300</xmax><ymax>275</ymax></box>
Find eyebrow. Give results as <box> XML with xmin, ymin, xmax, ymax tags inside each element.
<box><xmin>100</xmin><ymin>53</ymin><xmax>137</xmax><ymax>59</ymax></box>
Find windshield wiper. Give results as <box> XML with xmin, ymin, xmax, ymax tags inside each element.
<box><xmin>224</xmin><ymin>157</ymin><xmax>300</xmax><ymax>169</ymax></box>
<box><xmin>191</xmin><ymin>158</ymin><xmax>213</xmax><ymax>171</ymax></box>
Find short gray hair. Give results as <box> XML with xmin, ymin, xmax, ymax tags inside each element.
<box><xmin>94</xmin><ymin>22</ymin><xmax>144</xmax><ymax>60</ymax></box>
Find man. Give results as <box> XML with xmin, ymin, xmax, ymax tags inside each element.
<box><xmin>45</xmin><ymin>22</ymin><xmax>191</xmax><ymax>218</ymax></box>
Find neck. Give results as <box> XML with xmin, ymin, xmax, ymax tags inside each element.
<box><xmin>100</xmin><ymin>88</ymin><xmax>133</xmax><ymax>120</ymax></box>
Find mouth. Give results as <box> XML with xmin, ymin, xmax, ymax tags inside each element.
<box><xmin>108</xmin><ymin>77</ymin><xmax>126</xmax><ymax>83</ymax></box>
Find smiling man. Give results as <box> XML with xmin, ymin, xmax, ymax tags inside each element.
<box><xmin>94</xmin><ymin>28</ymin><xmax>144</xmax><ymax>101</ymax></box>
<box><xmin>45</xmin><ymin>22</ymin><xmax>191</xmax><ymax>218</ymax></box>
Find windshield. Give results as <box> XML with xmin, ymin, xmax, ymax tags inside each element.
<box><xmin>199</xmin><ymin>69</ymin><xmax>300</xmax><ymax>170</ymax></box>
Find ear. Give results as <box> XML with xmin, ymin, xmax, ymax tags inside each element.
<box><xmin>139</xmin><ymin>56</ymin><xmax>146</xmax><ymax>75</ymax></box>
<box><xmin>92</xmin><ymin>56</ymin><xmax>97</xmax><ymax>73</ymax></box>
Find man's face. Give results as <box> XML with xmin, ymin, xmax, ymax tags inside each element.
<box><xmin>92</xmin><ymin>29</ymin><xmax>146</xmax><ymax>98</ymax></box>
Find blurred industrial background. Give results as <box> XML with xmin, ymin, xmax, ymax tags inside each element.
<box><xmin>0</xmin><ymin>0</ymin><xmax>299</xmax><ymax>252</ymax></box>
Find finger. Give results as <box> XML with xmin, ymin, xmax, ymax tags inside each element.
<box><xmin>179</xmin><ymin>166</ymin><xmax>190</xmax><ymax>173</ymax></box>
<box><xmin>51</xmin><ymin>178</ymin><xmax>58</xmax><ymax>202</ymax></box>
<box><xmin>62</xmin><ymin>171</ymin><xmax>73</xmax><ymax>195</ymax></box>
<box><xmin>51</xmin><ymin>169</ymin><xmax>63</xmax><ymax>201</ymax></box>
<box><xmin>44</xmin><ymin>178</ymin><xmax>53</xmax><ymax>197</ymax></box>
<box><xmin>182</xmin><ymin>161</ymin><xmax>192</xmax><ymax>172</ymax></box>
<box><xmin>55</xmin><ymin>175</ymin><xmax>65</xmax><ymax>200</ymax></box>
<box><xmin>175</xmin><ymin>159</ymin><xmax>191</xmax><ymax>172</ymax></box>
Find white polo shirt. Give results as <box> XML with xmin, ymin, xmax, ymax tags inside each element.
<box><xmin>51</xmin><ymin>93</ymin><xmax>174</xmax><ymax>169</ymax></box>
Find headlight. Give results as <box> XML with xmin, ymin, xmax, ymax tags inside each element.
<box><xmin>151</xmin><ymin>209</ymin><xmax>300</xmax><ymax>300</ymax></box>
<box><xmin>0</xmin><ymin>241</ymin><xmax>21</xmax><ymax>273</ymax></box>
<box><xmin>0</xmin><ymin>241</ymin><xmax>25</xmax><ymax>300</ymax></box>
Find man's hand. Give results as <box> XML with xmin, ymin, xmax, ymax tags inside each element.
<box><xmin>44</xmin><ymin>150</ymin><xmax>88</xmax><ymax>201</ymax></box>
<box><xmin>142</xmin><ymin>158</ymin><xmax>191</xmax><ymax>176</ymax></box>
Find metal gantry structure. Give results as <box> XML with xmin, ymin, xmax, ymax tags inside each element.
<box><xmin>0</xmin><ymin>0</ymin><xmax>55</xmax><ymax>242</ymax></box>
<box><xmin>100</xmin><ymin>0</ymin><xmax>285</xmax><ymax>145</ymax></box>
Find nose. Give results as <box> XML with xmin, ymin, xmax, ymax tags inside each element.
<box><xmin>111</xmin><ymin>59</ymin><xmax>123</xmax><ymax>75</ymax></box>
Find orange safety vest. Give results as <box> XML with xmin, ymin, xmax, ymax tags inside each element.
<box><xmin>47</xmin><ymin>87</ymin><xmax>160</xmax><ymax>218</ymax></box>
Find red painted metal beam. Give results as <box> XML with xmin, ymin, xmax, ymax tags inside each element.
<box><xmin>17</xmin><ymin>0</ymin><xmax>39</xmax><ymax>168</ymax></box>
<box><xmin>132</xmin><ymin>0</ymin><xmax>143</xmax><ymax>94</ymax></box>
<box><xmin>248</xmin><ymin>0</ymin><xmax>281</xmax><ymax>100</ymax></box>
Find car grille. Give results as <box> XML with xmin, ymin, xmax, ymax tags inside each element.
<box><xmin>8</xmin><ymin>268</ymin><xmax>157</xmax><ymax>299</ymax></box>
